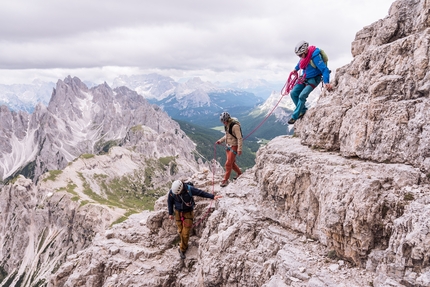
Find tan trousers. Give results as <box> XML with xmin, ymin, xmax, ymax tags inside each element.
<box><xmin>175</xmin><ymin>210</ymin><xmax>194</xmax><ymax>252</ymax></box>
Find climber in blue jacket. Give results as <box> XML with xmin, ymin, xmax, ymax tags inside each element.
<box><xmin>288</xmin><ymin>40</ymin><xmax>333</xmax><ymax>125</ymax></box>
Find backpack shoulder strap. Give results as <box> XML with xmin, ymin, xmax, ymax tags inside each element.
<box><xmin>228</xmin><ymin>122</ymin><xmax>237</xmax><ymax>139</ymax></box>
<box><xmin>185</xmin><ymin>184</ymin><xmax>195</xmax><ymax>207</ymax></box>
<box><xmin>310</xmin><ymin>50</ymin><xmax>328</xmax><ymax>68</ymax></box>
<box><xmin>229</xmin><ymin>121</ymin><xmax>243</xmax><ymax>139</ymax></box>
<box><xmin>310</xmin><ymin>54</ymin><xmax>319</xmax><ymax>68</ymax></box>
<box><xmin>186</xmin><ymin>184</ymin><xmax>193</xmax><ymax>197</ymax></box>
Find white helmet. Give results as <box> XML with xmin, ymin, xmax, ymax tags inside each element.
<box><xmin>171</xmin><ymin>180</ymin><xmax>183</xmax><ymax>194</ymax></box>
<box><xmin>220</xmin><ymin>112</ymin><xmax>231</xmax><ymax>123</ymax></box>
<box><xmin>295</xmin><ymin>40</ymin><xmax>309</xmax><ymax>56</ymax></box>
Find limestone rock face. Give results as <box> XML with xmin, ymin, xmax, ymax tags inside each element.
<box><xmin>48</xmin><ymin>169</ymin><xmax>379</xmax><ymax>287</ymax></box>
<box><xmin>254</xmin><ymin>137</ymin><xmax>429</xmax><ymax>266</ymax></box>
<box><xmin>296</xmin><ymin>0</ymin><xmax>430</xmax><ymax>174</ymax></box>
<box><xmin>48</xmin><ymin>136</ymin><xmax>430</xmax><ymax>287</ymax></box>
<box><xmin>254</xmin><ymin>138</ymin><xmax>430</xmax><ymax>287</ymax></box>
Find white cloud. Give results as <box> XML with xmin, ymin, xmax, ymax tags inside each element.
<box><xmin>0</xmin><ymin>0</ymin><xmax>394</xmax><ymax>85</ymax></box>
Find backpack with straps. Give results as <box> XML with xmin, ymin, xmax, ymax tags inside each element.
<box><xmin>225</xmin><ymin>117</ymin><xmax>243</xmax><ymax>139</ymax></box>
<box><xmin>184</xmin><ymin>182</ymin><xmax>195</xmax><ymax>208</ymax></box>
<box><xmin>310</xmin><ymin>49</ymin><xmax>328</xmax><ymax>69</ymax></box>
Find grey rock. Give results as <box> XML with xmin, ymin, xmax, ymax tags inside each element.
<box><xmin>296</xmin><ymin>0</ymin><xmax>430</xmax><ymax>174</ymax></box>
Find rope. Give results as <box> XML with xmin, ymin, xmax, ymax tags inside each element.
<box><xmin>281</xmin><ymin>70</ymin><xmax>299</xmax><ymax>96</ymax></box>
<box><xmin>243</xmin><ymin>70</ymin><xmax>298</xmax><ymax>140</ymax></box>
<box><xmin>193</xmin><ymin>72</ymin><xmax>299</xmax><ymax>227</ymax></box>
<box><xmin>242</xmin><ymin>95</ymin><xmax>284</xmax><ymax>141</ymax></box>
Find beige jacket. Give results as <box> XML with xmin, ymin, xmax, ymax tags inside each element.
<box><xmin>217</xmin><ymin>119</ymin><xmax>243</xmax><ymax>152</ymax></box>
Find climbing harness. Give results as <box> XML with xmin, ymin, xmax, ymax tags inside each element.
<box><xmin>178</xmin><ymin>211</ymin><xmax>193</xmax><ymax>228</ymax></box>
<box><xmin>282</xmin><ymin>70</ymin><xmax>323</xmax><ymax>93</ymax></box>
<box><xmin>225</xmin><ymin>144</ymin><xmax>237</xmax><ymax>155</ymax></box>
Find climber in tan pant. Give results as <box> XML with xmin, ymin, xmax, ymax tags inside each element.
<box><xmin>167</xmin><ymin>180</ymin><xmax>222</xmax><ymax>259</ymax></box>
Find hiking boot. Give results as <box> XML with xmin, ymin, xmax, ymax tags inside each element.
<box><xmin>220</xmin><ymin>180</ymin><xmax>229</xmax><ymax>187</ymax></box>
<box><xmin>178</xmin><ymin>248</ymin><xmax>186</xmax><ymax>259</ymax></box>
<box><xmin>233</xmin><ymin>173</ymin><xmax>242</xmax><ymax>180</ymax></box>
<box><xmin>288</xmin><ymin>118</ymin><xmax>296</xmax><ymax>125</ymax></box>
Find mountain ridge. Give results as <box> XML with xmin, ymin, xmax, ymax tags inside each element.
<box><xmin>0</xmin><ymin>76</ymin><xmax>200</xmax><ymax>183</ymax></box>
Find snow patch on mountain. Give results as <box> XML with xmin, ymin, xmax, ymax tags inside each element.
<box><xmin>1</xmin><ymin>129</ymin><xmax>38</xmax><ymax>179</ymax></box>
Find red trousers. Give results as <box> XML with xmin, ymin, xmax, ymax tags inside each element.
<box><xmin>224</xmin><ymin>145</ymin><xmax>241</xmax><ymax>181</ymax></box>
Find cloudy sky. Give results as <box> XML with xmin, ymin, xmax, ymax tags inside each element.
<box><xmin>0</xmin><ymin>0</ymin><xmax>394</xmax><ymax>85</ymax></box>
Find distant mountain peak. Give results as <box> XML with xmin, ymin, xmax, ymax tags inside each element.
<box><xmin>0</xmin><ymin>76</ymin><xmax>199</xmax><ymax>182</ymax></box>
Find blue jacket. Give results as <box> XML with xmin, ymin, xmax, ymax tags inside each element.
<box><xmin>167</xmin><ymin>184</ymin><xmax>215</xmax><ymax>214</ymax></box>
<box><xmin>295</xmin><ymin>47</ymin><xmax>330</xmax><ymax>84</ymax></box>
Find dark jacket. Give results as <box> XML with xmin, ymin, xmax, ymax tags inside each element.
<box><xmin>167</xmin><ymin>184</ymin><xmax>214</xmax><ymax>215</ymax></box>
